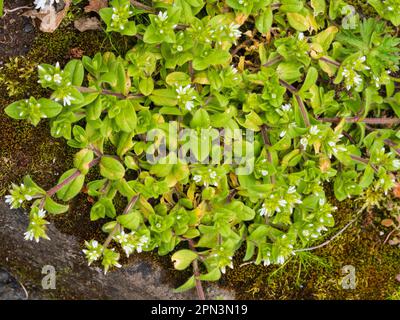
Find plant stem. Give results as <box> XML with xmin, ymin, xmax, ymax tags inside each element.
<box><xmin>76</xmin><ymin>86</ymin><xmax>143</xmax><ymax>100</ymax></box>
<box><xmin>188</xmin><ymin>239</ymin><xmax>206</xmax><ymax>300</ymax></box>
<box><xmin>130</xmin><ymin>0</ymin><xmax>155</xmax><ymax>12</ymax></box>
<box><xmin>318</xmin><ymin>117</ymin><xmax>400</xmax><ymax>125</ymax></box>
<box><xmin>46</xmin><ymin>158</ymin><xmax>100</xmax><ymax>197</ymax></box>
<box><xmin>262</xmin><ymin>55</ymin><xmax>283</xmax><ymax>67</ymax></box>
<box><xmin>103</xmin><ymin>194</ymin><xmax>140</xmax><ymax>250</ymax></box>
<box><xmin>294</xmin><ymin>205</ymin><xmax>366</xmax><ymax>252</ymax></box>
<box><xmin>260</xmin><ymin>125</ymin><xmax>276</xmax><ymax>184</ymax></box>
<box><xmin>319</xmin><ymin>56</ymin><xmax>341</xmax><ymax>67</ymax></box>
<box><xmin>350</xmin><ymin>155</ymin><xmax>378</xmax><ymax>172</ymax></box>
<box><xmin>383</xmin><ymin>139</ymin><xmax>400</xmax><ymax>156</ymax></box>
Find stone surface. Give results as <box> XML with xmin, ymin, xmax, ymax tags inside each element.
<box><xmin>0</xmin><ymin>201</ymin><xmax>235</xmax><ymax>300</ymax></box>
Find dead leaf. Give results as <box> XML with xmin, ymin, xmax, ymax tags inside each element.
<box><xmin>84</xmin><ymin>0</ymin><xmax>108</xmax><ymax>13</ymax></box>
<box><xmin>393</xmin><ymin>183</ymin><xmax>400</xmax><ymax>198</ymax></box>
<box><xmin>70</xmin><ymin>47</ymin><xmax>84</xmax><ymax>58</ymax></box>
<box><xmin>381</xmin><ymin>219</ymin><xmax>394</xmax><ymax>227</ymax></box>
<box><xmin>74</xmin><ymin>17</ymin><xmax>101</xmax><ymax>32</ymax></box>
<box><xmin>23</xmin><ymin>0</ymin><xmax>71</xmax><ymax>33</ymax></box>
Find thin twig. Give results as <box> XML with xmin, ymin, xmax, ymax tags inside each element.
<box><xmin>318</xmin><ymin>117</ymin><xmax>400</xmax><ymax>125</ymax></box>
<box><xmin>319</xmin><ymin>56</ymin><xmax>341</xmax><ymax>67</ymax></box>
<box><xmin>294</xmin><ymin>206</ymin><xmax>366</xmax><ymax>252</ymax></box>
<box><xmin>188</xmin><ymin>239</ymin><xmax>206</xmax><ymax>300</ymax></box>
<box><xmin>130</xmin><ymin>0</ymin><xmax>155</xmax><ymax>12</ymax></box>
<box><xmin>3</xmin><ymin>6</ymin><xmax>32</xmax><ymax>16</ymax></box>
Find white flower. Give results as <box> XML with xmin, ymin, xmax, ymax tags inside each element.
<box><xmin>185</xmin><ymin>101</ymin><xmax>194</xmax><ymax>111</ymax></box>
<box><xmin>122</xmin><ymin>243</ymin><xmax>135</xmax><ymax>257</ymax></box>
<box><xmin>157</xmin><ymin>11</ymin><xmax>168</xmax><ymax>22</ymax></box>
<box><xmin>261</xmin><ymin>170</ymin><xmax>268</xmax><ymax>176</ymax></box>
<box><xmin>114</xmin><ymin>231</ymin><xmax>129</xmax><ymax>244</ymax></box>
<box><xmin>176</xmin><ymin>85</ymin><xmax>191</xmax><ymax>96</ymax></box>
<box><xmin>193</xmin><ymin>175</ymin><xmax>202</xmax><ymax>183</ymax></box>
<box><xmin>34</xmin><ymin>0</ymin><xmax>59</xmax><ymax>10</ymax></box>
<box><xmin>228</xmin><ymin>23</ymin><xmax>241</xmax><ymax>39</ymax></box>
<box><xmin>5</xmin><ymin>195</ymin><xmax>14</xmax><ymax>206</ymax></box>
<box><xmin>276</xmin><ymin>255</ymin><xmax>285</xmax><ymax>264</ymax></box>
<box><xmin>209</xmin><ymin>171</ymin><xmax>217</xmax><ymax>179</ymax></box>
<box><xmin>278</xmin><ymin>199</ymin><xmax>287</xmax><ymax>207</ymax></box>
<box><xmin>300</xmin><ymin>137</ymin><xmax>308</xmax><ymax>149</ymax></box>
<box><xmin>24</xmin><ymin>230</ymin><xmax>35</xmax><ymax>242</ymax></box>
<box><xmin>288</xmin><ymin>186</ymin><xmax>296</xmax><ymax>194</ymax></box>
<box><xmin>298</xmin><ymin>32</ymin><xmax>305</xmax><ymax>41</ymax></box>
<box><xmin>63</xmin><ymin>94</ymin><xmax>74</xmax><ymax>106</ymax></box>
<box><xmin>281</xmin><ymin>103</ymin><xmax>292</xmax><ymax>112</ymax></box>
<box><xmin>392</xmin><ymin>159</ymin><xmax>400</xmax><ymax>169</ymax></box>
<box><xmin>259</xmin><ymin>203</ymin><xmax>267</xmax><ymax>216</ymax></box>
<box><xmin>280</xmin><ymin>130</ymin><xmax>287</xmax><ymax>138</ymax></box>
<box><xmin>38</xmin><ymin>209</ymin><xmax>46</xmax><ymax>218</ymax></box>
<box><xmin>309</xmin><ymin>125</ymin><xmax>320</xmax><ymax>136</ymax></box>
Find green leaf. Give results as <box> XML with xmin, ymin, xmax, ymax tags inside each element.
<box><xmin>73</xmin><ymin>149</ymin><xmax>94</xmax><ymax>175</ymax></box>
<box><xmin>299</xmin><ymin>67</ymin><xmax>318</xmax><ymax>94</ymax></box>
<box><xmin>190</xmin><ymin>109</ymin><xmax>210</xmax><ymax>128</ymax></box>
<box><xmin>91</xmin><ymin>198</ymin><xmax>116</xmax><ymax>221</ymax></box>
<box><xmin>64</xmin><ymin>59</ymin><xmax>84</xmax><ymax>86</ymax></box>
<box><xmin>56</xmin><ymin>169</ymin><xmax>85</xmax><ymax>201</ymax></box>
<box><xmin>139</xmin><ymin>77</ymin><xmax>154</xmax><ymax>96</ymax></box>
<box><xmin>287</xmin><ymin>12</ymin><xmax>309</xmax><ymax>31</ymax></box>
<box><xmin>117</xmin><ymin>211</ymin><xmax>142</xmax><ymax>230</ymax></box>
<box><xmin>166</xmin><ymin>72</ymin><xmax>191</xmax><ymax>86</ymax></box>
<box><xmin>199</xmin><ymin>268</ymin><xmax>221</xmax><ymax>281</ymax></box>
<box><xmin>255</xmin><ymin>7</ymin><xmax>273</xmax><ymax>34</ymax></box>
<box><xmin>44</xmin><ymin>197</ymin><xmax>69</xmax><ymax>215</ymax></box>
<box><xmin>100</xmin><ymin>156</ymin><xmax>125</xmax><ymax>180</ymax></box>
<box><xmin>171</xmin><ymin>249</ymin><xmax>198</xmax><ymax>270</ymax></box>
<box><xmin>173</xmin><ymin>276</ymin><xmax>196</xmax><ymax>293</ymax></box>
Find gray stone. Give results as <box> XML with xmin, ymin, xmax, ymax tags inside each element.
<box><xmin>0</xmin><ymin>201</ymin><xmax>235</xmax><ymax>300</ymax></box>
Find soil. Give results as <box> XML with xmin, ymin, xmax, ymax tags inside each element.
<box><xmin>0</xmin><ymin>0</ymin><xmax>35</xmax><ymax>59</ymax></box>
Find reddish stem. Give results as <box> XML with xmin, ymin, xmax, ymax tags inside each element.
<box><xmin>46</xmin><ymin>158</ymin><xmax>100</xmax><ymax>197</ymax></box>
<box><xmin>188</xmin><ymin>239</ymin><xmax>206</xmax><ymax>300</ymax></box>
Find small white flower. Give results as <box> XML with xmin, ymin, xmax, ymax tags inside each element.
<box><xmin>228</xmin><ymin>23</ymin><xmax>241</xmax><ymax>39</ymax></box>
<box><xmin>288</xmin><ymin>186</ymin><xmax>296</xmax><ymax>194</ymax></box>
<box><xmin>193</xmin><ymin>175</ymin><xmax>202</xmax><ymax>183</ymax></box>
<box><xmin>261</xmin><ymin>170</ymin><xmax>268</xmax><ymax>177</ymax></box>
<box><xmin>310</xmin><ymin>125</ymin><xmax>320</xmax><ymax>136</ymax></box>
<box><xmin>278</xmin><ymin>200</ymin><xmax>287</xmax><ymax>207</ymax></box>
<box><xmin>38</xmin><ymin>209</ymin><xmax>46</xmax><ymax>218</ymax></box>
<box><xmin>280</xmin><ymin>130</ymin><xmax>287</xmax><ymax>138</ymax></box>
<box><xmin>276</xmin><ymin>255</ymin><xmax>285</xmax><ymax>264</ymax></box>
<box><xmin>184</xmin><ymin>101</ymin><xmax>194</xmax><ymax>111</ymax></box>
<box><xmin>209</xmin><ymin>171</ymin><xmax>217</xmax><ymax>179</ymax></box>
<box><xmin>281</xmin><ymin>103</ymin><xmax>292</xmax><ymax>112</ymax></box>
<box><xmin>259</xmin><ymin>203</ymin><xmax>267</xmax><ymax>216</ymax></box>
<box><xmin>176</xmin><ymin>45</ymin><xmax>183</xmax><ymax>52</ymax></box>
<box><xmin>298</xmin><ymin>32</ymin><xmax>305</xmax><ymax>41</ymax></box>
<box><xmin>392</xmin><ymin>159</ymin><xmax>400</xmax><ymax>169</ymax></box>
<box><xmin>24</xmin><ymin>230</ymin><xmax>35</xmax><ymax>241</ymax></box>
<box><xmin>5</xmin><ymin>195</ymin><xmax>13</xmax><ymax>206</ymax></box>
<box><xmin>63</xmin><ymin>94</ymin><xmax>74</xmax><ymax>106</ymax></box>
<box><xmin>157</xmin><ymin>11</ymin><xmax>168</xmax><ymax>22</ymax></box>
<box><xmin>300</xmin><ymin>137</ymin><xmax>308</xmax><ymax>149</ymax></box>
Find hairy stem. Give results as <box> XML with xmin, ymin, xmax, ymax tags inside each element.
<box><xmin>319</xmin><ymin>56</ymin><xmax>341</xmax><ymax>67</ymax></box>
<box><xmin>76</xmin><ymin>86</ymin><xmax>143</xmax><ymax>100</ymax></box>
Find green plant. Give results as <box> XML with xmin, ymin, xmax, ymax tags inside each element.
<box><xmin>3</xmin><ymin>0</ymin><xmax>400</xmax><ymax>297</ymax></box>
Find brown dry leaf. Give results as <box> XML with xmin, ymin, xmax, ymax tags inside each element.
<box><xmin>393</xmin><ymin>183</ymin><xmax>400</xmax><ymax>198</ymax></box>
<box><xmin>381</xmin><ymin>219</ymin><xmax>394</xmax><ymax>227</ymax></box>
<box><xmin>74</xmin><ymin>17</ymin><xmax>102</xmax><ymax>32</ymax></box>
<box><xmin>84</xmin><ymin>0</ymin><xmax>108</xmax><ymax>14</ymax></box>
<box><xmin>23</xmin><ymin>0</ymin><xmax>71</xmax><ymax>33</ymax></box>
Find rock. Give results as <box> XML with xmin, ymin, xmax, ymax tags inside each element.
<box><xmin>0</xmin><ymin>268</ymin><xmax>26</xmax><ymax>300</ymax></box>
<box><xmin>0</xmin><ymin>201</ymin><xmax>235</xmax><ymax>300</ymax></box>
<box><xmin>23</xmin><ymin>23</ymin><xmax>34</xmax><ymax>33</ymax></box>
